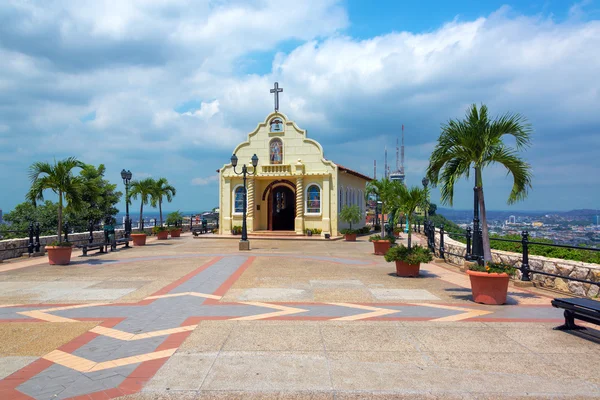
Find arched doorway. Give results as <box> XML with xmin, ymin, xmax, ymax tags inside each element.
<box><xmin>268</xmin><ymin>185</ymin><xmax>295</xmax><ymax>230</ymax></box>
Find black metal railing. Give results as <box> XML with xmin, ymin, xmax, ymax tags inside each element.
<box><xmin>423</xmin><ymin>221</ymin><xmax>600</xmax><ymax>287</ymax></box>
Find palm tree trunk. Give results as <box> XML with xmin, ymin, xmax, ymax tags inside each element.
<box><xmin>139</xmin><ymin>202</ymin><xmax>144</xmax><ymax>230</ymax></box>
<box><xmin>476</xmin><ymin>168</ymin><xmax>493</xmax><ymax>262</ymax></box>
<box><xmin>159</xmin><ymin>200</ymin><xmax>163</xmax><ymax>226</ymax></box>
<box><xmin>58</xmin><ymin>191</ymin><xmax>63</xmax><ymax>244</ymax></box>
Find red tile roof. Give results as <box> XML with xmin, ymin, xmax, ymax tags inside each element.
<box><xmin>336</xmin><ymin>164</ymin><xmax>373</xmax><ymax>181</ymax></box>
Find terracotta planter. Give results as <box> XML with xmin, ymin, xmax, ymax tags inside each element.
<box><xmin>395</xmin><ymin>260</ymin><xmax>421</xmax><ymax>277</ymax></box>
<box><xmin>46</xmin><ymin>246</ymin><xmax>73</xmax><ymax>265</ymax></box>
<box><xmin>467</xmin><ymin>270</ymin><xmax>510</xmax><ymax>305</ymax></box>
<box><xmin>156</xmin><ymin>231</ymin><xmax>169</xmax><ymax>240</ymax></box>
<box><xmin>170</xmin><ymin>229</ymin><xmax>181</xmax><ymax>238</ymax></box>
<box><xmin>372</xmin><ymin>240</ymin><xmax>391</xmax><ymax>255</ymax></box>
<box><xmin>130</xmin><ymin>234</ymin><xmax>147</xmax><ymax>246</ymax></box>
<box><xmin>344</xmin><ymin>233</ymin><xmax>357</xmax><ymax>241</ymax></box>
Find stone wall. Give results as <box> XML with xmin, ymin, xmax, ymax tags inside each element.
<box><xmin>0</xmin><ymin>228</ymin><xmax>132</xmax><ymax>261</ymax></box>
<box><xmin>432</xmin><ymin>230</ymin><xmax>600</xmax><ymax>298</ymax></box>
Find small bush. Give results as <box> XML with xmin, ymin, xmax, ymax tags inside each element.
<box><xmin>340</xmin><ymin>228</ymin><xmax>357</xmax><ymax>235</ymax></box>
<box><xmin>152</xmin><ymin>226</ymin><xmax>168</xmax><ymax>234</ymax></box>
<box><xmin>384</xmin><ymin>245</ymin><xmax>432</xmax><ymax>264</ymax></box>
<box><xmin>469</xmin><ymin>262</ymin><xmax>517</xmax><ymax>276</ymax></box>
<box><xmin>231</xmin><ymin>226</ymin><xmax>242</xmax><ymax>235</ymax></box>
<box><xmin>369</xmin><ymin>234</ymin><xmax>396</xmax><ymax>244</ymax></box>
<box><xmin>47</xmin><ymin>241</ymin><xmax>73</xmax><ymax>247</ymax></box>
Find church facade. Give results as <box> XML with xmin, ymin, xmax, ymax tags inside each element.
<box><xmin>218</xmin><ymin>111</ymin><xmax>371</xmax><ymax>237</ymax></box>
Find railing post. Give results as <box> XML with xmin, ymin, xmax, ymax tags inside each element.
<box><xmin>34</xmin><ymin>223</ymin><xmax>40</xmax><ymax>253</ymax></box>
<box><xmin>141</xmin><ymin>219</ymin><xmax>145</xmax><ymax>231</ymax></box>
<box><xmin>466</xmin><ymin>226</ymin><xmax>472</xmax><ymax>260</ymax></box>
<box><xmin>476</xmin><ymin>228</ymin><xmax>484</xmax><ymax>266</ymax></box>
<box><xmin>439</xmin><ymin>224</ymin><xmax>445</xmax><ymax>259</ymax></box>
<box><xmin>417</xmin><ymin>221</ymin><xmax>421</xmax><ymax>233</ymax></box>
<box><xmin>190</xmin><ymin>215</ymin><xmax>193</xmax><ymax>230</ymax></box>
<box><xmin>28</xmin><ymin>222</ymin><xmax>34</xmax><ymax>255</ymax></box>
<box><xmin>88</xmin><ymin>221</ymin><xmax>94</xmax><ymax>244</ymax></box>
<box><xmin>64</xmin><ymin>222</ymin><xmax>69</xmax><ymax>242</ymax></box>
<box><xmin>521</xmin><ymin>230</ymin><xmax>531</xmax><ymax>281</ymax></box>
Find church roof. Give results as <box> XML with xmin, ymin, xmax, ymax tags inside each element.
<box><xmin>336</xmin><ymin>164</ymin><xmax>373</xmax><ymax>182</ymax></box>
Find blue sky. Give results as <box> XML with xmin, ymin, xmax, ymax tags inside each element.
<box><xmin>0</xmin><ymin>0</ymin><xmax>599</xmax><ymax>215</ymax></box>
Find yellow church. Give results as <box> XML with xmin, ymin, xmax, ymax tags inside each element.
<box><xmin>218</xmin><ymin>86</ymin><xmax>371</xmax><ymax>237</ymax></box>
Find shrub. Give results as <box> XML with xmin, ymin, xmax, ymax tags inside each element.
<box><xmin>384</xmin><ymin>245</ymin><xmax>433</xmax><ymax>264</ymax></box>
<box><xmin>373</xmin><ymin>224</ymin><xmax>381</xmax><ymax>232</ymax></box>
<box><xmin>359</xmin><ymin>226</ymin><xmax>371</xmax><ymax>234</ymax></box>
<box><xmin>165</xmin><ymin>211</ymin><xmax>183</xmax><ymax>227</ymax></box>
<box><xmin>312</xmin><ymin>228</ymin><xmax>322</xmax><ymax>234</ymax></box>
<box><xmin>340</xmin><ymin>228</ymin><xmax>357</xmax><ymax>235</ymax></box>
<box><xmin>369</xmin><ymin>234</ymin><xmax>396</xmax><ymax>244</ymax></box>
<box><xmin>231</xmin><ymin>226</ymin><xmax>242</xmax><ymax>235</ymax></box>
<box><xmin>469</xmin><ymin>262</ymin><xmax>517</xmax><ymax>276</ymax></box>
<box><xmin>152</xmin><ymin>226</ymin><xmax>168</xmax><ymax>234</ymax></box>
<box><xmin>47</xmin><ymin>241</ymin><xmax>73</xmax><ymax>247</ymax></box>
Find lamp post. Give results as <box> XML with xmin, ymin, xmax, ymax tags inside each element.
<box><xmin>231</xmin><ymin>153</ymin><xmax>258</xmax><ymax>250</ymax></box>
<box><xmin>471</xmin><ymin>167</ymin><xmax>481</xmax><ymax>262</ymax></box>
<box><xmin>421</xmin><ymin>177</ymin><xmax>429</xmax><ymax>222</ymax></box>
<box><xmin>121</xmin><ymin>169</ymin><xmax>132</xmax><ymax>237</ymax></box>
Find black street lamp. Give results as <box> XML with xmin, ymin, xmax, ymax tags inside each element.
<box><xmin>121</xmin><ymin>169</ymin><xmax>133</xmax><ymax>237</ymax></box>
<box><xmin>231</xmin><ymin>153</ymin><xmax>258</xmax><ymax>250</ymax></box>
<box><xmin>422</xmin><ymin>177</ymin><xmax>429</xmax><ymax>222</ymax></box>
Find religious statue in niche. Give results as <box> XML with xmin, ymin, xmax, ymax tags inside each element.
<box><xmin>270</xmin><ymin>118</ymin><xmax>284</xmax><ymax>132</ymax></box>
<box><xmin>270</xmin><ymin>138</ymin><xmax>283</xmax><ymax>164</ymax></box>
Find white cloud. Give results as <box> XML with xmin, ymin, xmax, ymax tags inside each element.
<box><xmin>191</xmin><ymin>175</ymin><xmax>219</xmax><ymax>186</ymax></box>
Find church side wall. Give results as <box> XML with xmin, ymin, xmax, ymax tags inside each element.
<box><xmin>337</xmin><ymin>172</ymin><xmax>368</xmax><ymax>231</ymax></box>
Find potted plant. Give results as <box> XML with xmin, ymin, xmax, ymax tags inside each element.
<box><xmin>306</xmin><ymin>229</ymin><xmax>313</xmax><ymax>236</ymax></box>
<box><xmin>369</xmin><ymin>234</ymin><xmax>396</xmax><ymax>255</ymax></box>
<box><xmin>467</xmin><ymin>262</ymin><xmax>516</xmax><ymax>305</ymax></box>
<box><xmin>340</xmin><ymin>205</ymin><xmax>361</xmax><ymax>241</ymax></box>
<box><xmin>232</xmin><ymin>226</ymin><xmax>242</xmax><ymax>235</ymax></box>
<box><xmin>130</xmin><ymin>232</ymin><xmax>147</xmax><ymax>246</ymax></box>
<box><xmin>384</xmin><ymin>245</ymin><xmax>433</xmax><ymax>277</ymax></box>
<box><xmin>166</xmin><ymin>211</ymin><xmax>183</xmax><ymax>237</ymax></box>
<box><xmin>45</xmin><ymin>241</ymin><xmax>74</xmax><ymax>265</ymax></box>
<box><xmin>152</xmin><ymin>226</ymin><xmax>169</xmax><ymax>240</ymax></box>
<box><xmin>27</xmin><ymin>157</ymin><xmax>85</xmax><ymax>266</ymax></box>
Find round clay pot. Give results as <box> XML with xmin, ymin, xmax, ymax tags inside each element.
<box><xmin>46</xmin><ymin>246</ymin><xmax>73</xmax><ymax>265</ymax></box>
<box><xmin>395</xmin><ymin>260</ymin><xmax>420</xmax><ymax>277</ymax></box>
<box><xmin>130</xmin><ymin>234</ymin><xmax>147</xmax><ymax>246</ymax></box>
<box><xmin>156</xmin><ymin>231</ymin><xmax>169</xmax><ymax>240</ymax></box>
<box><xmin>467</xmin><ymin>270</ymin><xmax>510</xmax><ymax>305</ymax></box>
<box><xmin>373</xmin><ymin>240</ymin><xmax>391</xmax><ymax>255</ymax></box>
<box><xmin>170</xmin><ymin>229</ymin><xmax>181</xmax><ymax>238</ymax></box>
<box><xmin>344</xmin><ymin>233</ymin><xmax>357</xmax><ymax>241</ymax></box>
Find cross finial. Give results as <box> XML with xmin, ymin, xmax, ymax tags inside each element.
<box><xmin>270</xmin><ymin>82</ymin><xmax>283</xmax><ymax>112</ymax></box>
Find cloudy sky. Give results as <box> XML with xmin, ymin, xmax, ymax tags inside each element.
<box><xmin>1</xmin><ymin>0</ymin><xmax>599</xmax><ymax>215</ymax></box>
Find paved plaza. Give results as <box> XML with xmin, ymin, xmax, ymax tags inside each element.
<box><xmin>0</xmin><ymin>234</ymin><xmax>598</xmax><ymax>399</ymax></box>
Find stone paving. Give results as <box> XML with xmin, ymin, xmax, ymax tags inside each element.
<box><xmin>0</xmin><ymin>234</ymin><xmax>598</xmax><ymax>399</ymax></box>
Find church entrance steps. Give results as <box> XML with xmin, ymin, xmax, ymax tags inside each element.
<box><xmin>251</xmin><ymin>230</ymin><xmax>298</xmax><ymax>237</ymax></box>
<box><xmin>192</xmin><ymin>233</ymin><xmax>343</xmax><ymax>241</ymax></box>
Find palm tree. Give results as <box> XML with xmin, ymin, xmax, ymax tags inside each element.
<box><xmin>366</xmin><ymin>178</ymin><xmax>394</xmax><ymax>227</ymax></box>
<box><xmin>426</xmin><ymin>104</ymin><xmax>532</xmax><ymax>262</ymax></box>
<box><xmin>27</xmin><ymin>157</ymin><xmax>85</xmax><ymax>243</ymax></box>
<box><xmin>151</xmin><ymin>178</ymin><xmax>176</xmax><ymax>226</ymax></box>
<box><xmin>392</xmin><ymin>185</ymin><xmax>427</xmax><ymax>249</ymax></box>
<box><xmin>130</xmin><ymin>178</ymin><xmax>156</xmax><ymax>229</ymax></box>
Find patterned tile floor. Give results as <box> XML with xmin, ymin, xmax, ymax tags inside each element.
<box><xmin>0</xmin><ymin>237</ymin><xmax>597</xmax><ymax>399</ymax></box>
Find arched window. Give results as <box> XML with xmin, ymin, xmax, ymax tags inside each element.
<box><xmin>339</xmin><ymin>187</ymin><xmax>343</xmax><ymax>212</ymax></box>
<box><xmin>345</xmin><ymin>188</ymin><xmax>350</xmax><ymax>206</ymax></box>
<box><xmin>269</xmin><ymin>138</ymin><xmax>283</xmax><ymax>165</ymax></box>
<box><xmin>233</xmin><ymin>185</ymin><xmax>245</xmax><ymax>214</ymax></box>
<box><xmin>306</xmin><ymin>184</ymin><xmax>321</xmax><ymax>214</ymax></box>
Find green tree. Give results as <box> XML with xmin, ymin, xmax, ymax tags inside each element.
<box><xmin>393</xmin><ymin>185</ymin><xmax>427</xmax><ymax>248</ymax></box>
<box><xmin>26</xmin><ymin>157</ymin><xmax>85</xmax><ymax>243</ymax></box>
<box><xmin>151</xmin><ymin>178</ymin><xmax>176</xmax><ymax>226</ymax></box>
<box><xmin>130</xmin><ymin>178</ymin><xmax>156</xmax><ymax>228</ymax></box>
<box><xmin>66</xmin><ymin>164</ymin><xmax>122</xmax><ymax>232</ymax></box>
<box><xmin>340</xmin><ymin>205</ymin><xmax>361</xmax><ymax>231</ymax></box>
<box><xmin>0</xmin><ymin>201</ymin><xmax>59</xmax><ymax>238</ymax></box>
<box><xmin>366</xmin><ymin>178</ymin><xmax>395</xmax><ymax>225</ymax></box>
<box><xmin>426</xmin><ymin>104</ymin><xmax>532</xmax><ymax>262</ymax></box>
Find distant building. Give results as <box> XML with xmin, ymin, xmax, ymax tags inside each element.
<box><xmin>508</xmin><ymin>215</ymin><xmax>516</xmax><ymax>224</ymax></box>
<box><xmin>532</xmin><ymin>221</ymin><xmax>544</xmax><ymax>227</ymax></box>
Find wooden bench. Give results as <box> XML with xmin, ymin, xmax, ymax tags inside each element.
<box><xmin>551</xmin><ymin>297</ymin><xmax>600</xmax><ymax>330</ymax></box>
<box><xmin>76</xmin><ymin>242</ymin><xmax>107</xmax><ymax>256</ymax></box>
<box><xmin>110</xmin><ymin>237</ymin><xmax>131</xmax><ymax>251</ymax></box>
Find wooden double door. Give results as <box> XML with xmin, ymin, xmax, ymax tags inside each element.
<box><xmin>268</xmin><ymin>186</ymin><xmax>295</xmax><ymax>231</ymax></box>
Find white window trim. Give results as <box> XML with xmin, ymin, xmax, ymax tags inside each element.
<box><xmin>305</xmin><ymin>183</ymin><xmax>322</xmax><ymax>216</ymax></box>
<box><xmin>232</xmin><ymin>184</ymin><xmax>247</xmax><ymax>215</ymax></box>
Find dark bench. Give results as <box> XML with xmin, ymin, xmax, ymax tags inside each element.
<box><xmin>76</xmin><ymin>242</ymin><xmax>107</xmax><ymax>256</ymax></box>
<box><xmin>551</xmin><ymin>297</ymin><xmax>600</xmax><ymax>330</ymax></box>
<box><xmin>110</xmin><ymin>237</ymin><xmax>131</xmax><ymax>251</ymax></box>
